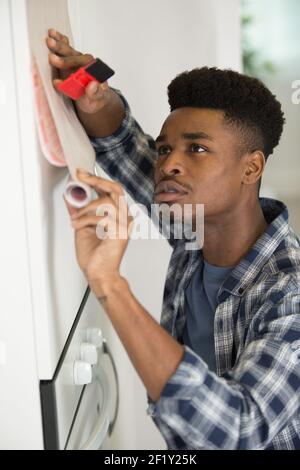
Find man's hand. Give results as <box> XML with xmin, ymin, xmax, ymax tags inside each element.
<box><xmin>46</xmin><ymin>28</ymin><xmax>110</xmax><ymax>114</ymax></box>
<box><xmin>65</xmin><ymin>170</ymin><xmax>184</xmax><ymax>403</ymax></box>
<box><xmin>46</xmin><ymin>28</ymin><xmax>125</xmax><ymax>137</ymax></box>
<box><xmin>64</xmin><ymin>169</ymin><xmax>134</xmax><ymax>296</ymax></box>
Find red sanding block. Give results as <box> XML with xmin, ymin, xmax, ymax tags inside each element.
<box><xmin>57</xmin><ymin>58</ymin><xmax>115</xmax><ymax>100</ymax></box>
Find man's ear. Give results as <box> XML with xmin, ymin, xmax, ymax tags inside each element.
<box><xmin>242</xmin><ymin>150</ymin><xmax>266</xmax><ymax>185</ymax></box>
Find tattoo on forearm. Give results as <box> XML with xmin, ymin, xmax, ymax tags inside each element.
<box><xmin>97</xmin><ymin>295</ymin><xmax>108</xmax><ymax>305</ymax></box>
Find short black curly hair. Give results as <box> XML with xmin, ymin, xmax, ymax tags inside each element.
<box><xmin>167</xmin><ymin>67</ymin><xmax>285</xmax><ymax>160</ymax></box>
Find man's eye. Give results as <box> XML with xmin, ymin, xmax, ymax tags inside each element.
<box><xmin>190</xmin><ymin>143</ymin><xmax>206</xmax><ymax>153</ymax></box>
<box><xmin>156</xmin><ymin>145</ymin><xmax>171</xmax><ymax>156</ymax></box>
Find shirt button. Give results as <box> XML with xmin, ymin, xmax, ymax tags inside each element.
<box><xmin>238</xmin><ymin>287</ymin><xmax>244</xmax><ymax>294</ymax></box>
<box><xmin>219</xmin><ymin>319</ymin><xmax>223</xmax><ymax>329</ymax></box>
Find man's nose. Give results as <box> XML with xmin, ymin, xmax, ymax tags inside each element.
<box><xmin>156</xmin><ymin>151</ymin><xmax>185</xmax><ymax>178</ymax></box>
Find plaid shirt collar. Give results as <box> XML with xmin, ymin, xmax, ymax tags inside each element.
<box><xmin>218</xmin><ymin>197</ymin><xmax>289</xmax><ymax>302</ymax></box>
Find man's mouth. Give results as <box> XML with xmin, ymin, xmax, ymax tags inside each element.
<box><xmin>154</xmin><ymin>190</ymin><xmax>188</xmax><ymax>202</ymax></box>
<box><xmin>154</xmin><ymin>180</ymin><xmax>189</xmax><ymax>202</ymax></box>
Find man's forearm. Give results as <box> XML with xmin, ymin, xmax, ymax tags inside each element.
<box><xmin>75</xmin><ymin>89</ymin><xmax>125</xmax><ymax>138</ymax></box>
<box><xmin>91</xmin><ymin>275</ymin><xmax>184</xmax><ymax>402</ymax></box>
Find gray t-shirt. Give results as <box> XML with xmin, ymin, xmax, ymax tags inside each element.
<box><xmin>182</xmin><ymin>260</ymin><xmax>233</xmax><ymax>372</ymax></box>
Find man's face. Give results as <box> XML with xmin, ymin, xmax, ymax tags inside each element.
<box><xmin>154</xmin><ymin>107</ymin><xmax>247</xmax><ymax>222</ymax></box>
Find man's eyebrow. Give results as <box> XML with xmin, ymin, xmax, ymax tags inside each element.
<box><xmin>155</xmin><ymin>132</ymin><xmax>214</xmax><ymax>143</ymax></box>
<box><xmin>182</xmin><ymin>132</ymin><xmax>214</xmax><ymax>142</ymax></box>
<box><xmin>155</xmin><ymin>134</ymin><xmax>167</xmax><ymax>143</ymax></box>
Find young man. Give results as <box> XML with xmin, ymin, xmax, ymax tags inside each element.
<box><xmin>46</xmin><ymin>29</ymin><xmax>300</xmax><ymax>450</ymax></box>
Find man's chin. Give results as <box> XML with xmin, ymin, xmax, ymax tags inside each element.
<box><xmin>155</xmin><ymin>201</ymin><xmax>195</xmax><ymax>224</ymax></box>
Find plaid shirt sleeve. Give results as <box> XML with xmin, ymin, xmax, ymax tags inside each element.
<box><xmin>89</xmin><ymin>88</ymin><xmax>155</xmax><ymax>209</ymax></box>
<box><xmin>147</xmin><ymin>285</ymin><xmax>300</xmax><ymax>450</ymax></box>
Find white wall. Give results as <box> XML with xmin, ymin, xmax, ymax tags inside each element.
<box><xmin>71</xmin><ymin>0</ymin><xmax>242</xmax><ymax>137</ymax></box>
<box><xmin>69</xmin><ymin>0</ymin><xmax>242</xmax><ymax>450</ymax></box>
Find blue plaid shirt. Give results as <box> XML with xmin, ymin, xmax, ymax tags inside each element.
<box><xmin>90</xmin><ymin>89</ymin><xmax>300</xmax><ymax>450</ymax></box>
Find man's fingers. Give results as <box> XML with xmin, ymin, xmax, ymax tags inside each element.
<box><xmin>71</xmin><ymin>198</ymin><xmax>113</xmax><ymax>220</ymax></box>
<box><xmin>48</xmin><ymin>28</ymin><xmax>69</xmax><ymax>45</ymax></box>
<box><xmin>76</xmin><ymin>169</ymin><xmax>124</xmax><ymax>194</ymax></box>
<box><xmin>85</xmin><ymin>81</ymin><xmax>100</xmax><ymax>97</ymax></box>
<box><xmin>71</xmin><ymin>215</ymin><xmax>108</xmax><ymax>231</ymax></box>
<box><xmin>46</xmin><ymin>37</ymin><xmax>80</xmax><ymax>57</ymax></box>
<box><xmin>53</xmin><ymin>78</ymin><xmax>63</xmax><ymax>90</ymax></box>
<box><xmin>76</xmin><ymin>170</ymin><xmax>124</xmax><ymax>202</ymax></box>
<box><xmin>48</xmin><ymin>52</ymin><xmax>94</xmax><ymax>71</ymax></box>
<box><xmin>85</xmin><ymin>81</ymin><xmax>109</xmax><ymax>99</ymax></box>
<box><xmin>48</xmin><ymin>52</ymin><xmax>65</xmax><ymax>69</ymax></box>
